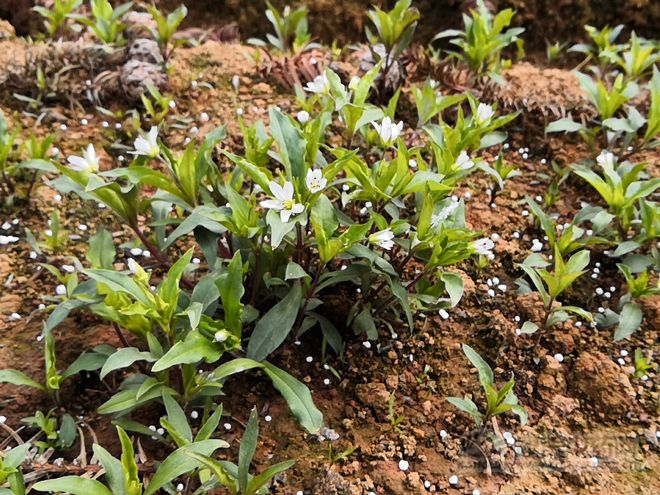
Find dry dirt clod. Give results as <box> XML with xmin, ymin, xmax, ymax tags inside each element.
<box><xmin>570</xmin><ymin>352</ymin><xmax>637</xmax><ymax>419</ymax></box>
<box><xmin>355</xmin><ymin>382</ymin><xmax>390</xmax><ymax>420</ymax></box>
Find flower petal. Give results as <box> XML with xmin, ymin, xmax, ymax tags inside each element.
<box><xmin>282</xmin><ymin>181</ymin><xmax>294</xmax><ymax>199</ymax></box>
<box><xmin>260</xmin><ymin>199</ymin><xmax>282</xmax><ymax>210</ymax></box>
<box><xmin>269</xmin><ymin>181</ymin><xmax>286</xmax><ymax>201</ymax></box>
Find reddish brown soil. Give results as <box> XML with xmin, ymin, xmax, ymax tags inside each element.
<box><xmin>0</xmin><ymin>28</ymin><xmax>659</xmax><ymax>495</ymax></box>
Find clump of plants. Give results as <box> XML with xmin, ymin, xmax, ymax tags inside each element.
<box><xmin>432</xmin><ymin>0</ymin><xmax>524</xmax><ymax>81</ymax></box>
<box><xmin>448</xmin><ymin>344</ymin><xmax>527</xmax><ymax>435</ymax></box>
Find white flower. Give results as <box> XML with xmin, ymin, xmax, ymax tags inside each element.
<box><xmin>475</xmin><ymin>102</ymin><xmax>494</xmax><ymax>125</ymax></box>
<box><xmin>214</xmin><ymin>330</ymin><xmax>228</xmax><ymax>343</ymax></box>
<box><xmin>55</xmin><ymin>284</ymin><xmax>67</xmax><ymax>296</ymax></box>
<box><xmin>596</xmin><ymin>150</ymin><xmax>616</xmax><ymax>169</ymax></box>
<box><xmin>398</xmin><ymin>459</ymin><xmax>409</xmax><ymax>471</ymax></box>
<box><xmin>473</xmin><ymin>237</ymin><xmax>495</xmax><ymax>257</ymax></box>
<box><xmin>305</xmin><ymin>169</ymin><xmax>327</xmax><ymax>193</ymax></box>
<box><xmin>131</xmin><ymin>126</ymin><xmax>160</xmax><ymax>157</ymax></box>
<box><xmin>369</xmin><ymin>229</ymin><xmax>395</xmax><ymax>250</ymax></box>
<box><xmin>372</xmin><ymin>117</ymin><xmax>403</xmax><ymax>146</ymax></box>
<box><xmin>67</xmin><ymin>144</ymin><xmax>100</xmax><ymax>173</ymax></box>
<box><xmin>455</xmin><ymin>151</ymin><xmax>474</xmax><ymax>170</ymax></box>
<box><xmin>231</xmin><ymin>75</ymin><xmax>240</xmax><ymax>91</ymax></box>
<box><xmin>431</xmin><ymin>201</ymin><xmax>460</xmax><ymax>228</ymax></box>
<box><xmin>260</xmin><ymin>181</ymin><xmax>305</xmax><ymax>222</ymax></box>
<box><xmin>305</xmin><ymin>73</ymin><xmax>329</xmax><ymax>93</ymax></box>
<box><xmin>297</xmin><ymin>110</ymin><xmax>310</xmax><ymax>124</ymax></box>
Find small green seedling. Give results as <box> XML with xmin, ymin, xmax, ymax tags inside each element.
<box><xmin>517</xmin><ymin>247</ymin><xmax>593</xmax><ymax>335</ymax></box>
<box><xmin>147</xmin><ymin>4</ymin><xmax>188</xmax><ymax>62</ymax></box>
<box><xmin>388</xmin><ymin>391</ymin><xmax>406</xmax><ymax>433</ymax></box>
<box><xmin>72</xmin><ymin>0</ymin><xmax>133</xmax><ymax>46</ymax></box>
<box><xmin>569</xmin><ymin>24</ymin><xmax>625</xmax><ymax>71</ymax></box>
<box><xmin>21</xmin><ymin>410</ymin><xmax>77</xmax><ymax>452</ymax></box>
<box><xmin>448</xmin><ymin>344</ymin><xmax>527</xmax><ymax>432</ymax></box>
<box><xmin>33</xmin><ymin>425</ymin><xmax>228</xmax><ymax>495</ymax></box>
<box><xmin>411</xmin><ymin>79</ymin><xmax>465</xmax><ymax>128</ymax></box>
<box><xmin>546</xmin><ymin>41</ymin><xmax>567</xmax><ymax>62</ymax></box>
<box><xmin>633</xmin><ymin>349</ymin><xmax>653</xmax><ymax>379</ymax></box>
<box><xmin>140</xmin><ymin>83</ymin><xmax>174</xmax><ymax>125</ymax></box>
<box><xmin>526</xmin><ymin>198</ymin><xmax>605</xmax><ymax>257</ymax></box>
<box><xmin>573</xmin><ymin>152</ymin><xmax>660</xmax><ymax>238</ymax></box>
<box><xmin>327</xmin><ymin>444</ymin><xmax>359</xmax><ymax>465</ymax></box>
<box><xmin>33</xmin><ymin>0</ymin><xmax>81</xmax><ymax>37</ymax></box>
<box><xmin>365</xmin><ymin>0</ymin><xmax>420</xmax><ymax>80</ymax></box>
<box><xmin>188</xmin><ymin>407</ymin><xmax>295</xmax><ymax>495</ymax></box>
<box><xmin>248</xmin><ymin>1</ymin><xmax>314</xmax><ymax>55</ymax></box>
<box><xmin>610</xmin><ymin>264</ymin><xmax>660</xmax><ymax>340</ymax></box>
<box><xmin>0</xmin><ymin>443</ymin><xmax>31</xmax><ymax>495</ymax></box>
<box><xmin>433</xmin><ymin>0</ymin><xmax>524</xmax><ymax>78</ymax></box>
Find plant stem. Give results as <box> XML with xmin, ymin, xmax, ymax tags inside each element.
<box><xmin>363</xmin><ymin>250</ymin><xmax>415</xmax><ymax>307</ymax></box>
<box><xmin>293</xmin><ymin>261</ymin><xmax>326</xmax><ymax>333</ymax></box>
<box><xmin>131</xmin><ymin>225</ymin><xmax>195</xmax><ymax>290</ymax></box>
<box><xmin>377</xmin><ymin>266</ymin><xmax>430</xmax><ymax>310</ymax></box>
<box><xmin>112</xmin><ymin>322</ymin><xmax>130</xmax><ymax>348</ymax></box>
<box><xmin>295</xmin><ymin>224</ymin><xmax>304</xmax><ymax>265</ymax></box>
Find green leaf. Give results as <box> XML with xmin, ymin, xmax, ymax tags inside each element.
<box><xmin>440</xmin><ymin>272</ymin><xmax>464</xmax><ymax>307</ymax></box>
<box><xmin>158</xmin><ymin>248</ymin><xmax>194</xmax><ymax>307</ymax></box>
<box><xmin>261</xmin><ymin>362</ymin><xmax>323</xmax><ymax>433</ymax></box>
<box><xmin>144</xmin><ymin>440</ymin><xmax>229</xmax><ymax>495</ymax></box>
<box><xmin>217</xmin><ymin>251</ymin><xmax>244</xmax><ymax>336</ymax></box>
<box><xmin>0</xmin><ymin>369</ymin><xmax>45</xmax><ymax>391</ymax></box>
<box><xmin>285</xmin><ymin>261</ymin><xmax>309</xmax><ymax>280</ymax></box>
<box><xmin>565</xmin><ymin>249</ymin><xmax>590</xmax><ymax>274</ymax></box>
<box><xmin>33</xmin><ymin>477</ymin><xmax>113</xmax><ymax>495</ymax></box>
<box><xmin>162</xmin><ymin>394</ymin><xmax>193</xmax><ymax>444</ymax></box>
<box><xmin>520</xmin><ymin>321</ymin><xmax>539</xmax><ymax>334</ymax></box>
<box><xmin>239</xmin><ymin>408</ymin><xmax>259</xmax><ymax>491</ymax></box>
<box><xmin>560</xmin><ymin>305</ymin><xmax>593</xmax><ymax>322</ymax></box>
<box><xmin>247</xmin><ymin>282</ymin><xmax>302</xmax><ymax>362</ymax></box>
<box><xmin>92</xmin><ymin>444</ymin><xmax>126</xmax><ymax>495</ymax></box>
<box><xmin>44</xmin><ymin>299</ymin><xmax>90</xmax><ymax>333</ymax></box>
<box><xmin>246</xmin><ymin>460</ymin><xmax>296</xmax><ymax>495</ymax></box>
<box><xmin>195</xmin><ymin>404</ymin><xmax>224</xmax><ymax>442</ymax></box>
<box><xmin>118</xmin><ymin>426</ymin><xmax>142</xmax><ymax>495</ymax></box>
<box><xmin>611</xmin><ymin>240</ymin><xmax>640</xmax><ymax>257</ymax></box>
<box><xmin>509</xmin><ymin>404</ymin><xmax>528</xmax><ymax>426</ymax></box>
<box><xmin>353</xmin><ymin>308</ymin><xmax>378</xmax><ymax>340</ymax></box>
<box><xmin>62</xmin><ymin>344</ymin><xmax>115</xmax><ymax>380</ymax></box>
<box><xmin>100</xmin><ymin>347</ymin><xmax>156</xmax><ymax>379</ymax></box>
<box><xmin>269</xmin><ymin>107</ymin><xmax>306</xmax><ymax>182</ymax></box>
<box><xmin>87</xmin><ymin>228</ymin><xmax>115</xmax><ymax>268</ymax></box>
<box><xmin>84</xmin><ymin>269</ymin><xmax>151</xmax><ymax>306</ymax></box>
<box><xmin>2</xmin><ymin>443</ymin><xmax>31</xmax><ymax>469</ymax></box>
<box><xmin>462</xmin><ymin>344</ymin><xmax>494</xmax><ymax>388</ymax></box>
<box><xmin>266</xmin><ymin>209</ymin><xmax>297</xmax><ymax>249</ymax></box>
<box><xmin>185</xmin><ymin>452</ymin><xmax>237</xmax><ymax>492</ymax></box>
<box><xmin>311</xmin><ymin>194</ymin><xmax>339</xmax><ymax>262</ymax></box>
<box><xmin>546</xmin><ymin>117</ymin><xmax>584</xmax><ymax>133</ymax></box>
<box><xmin>447</xmin><ymin>397</ymin><xmax>482</xmax><ymax>423</ymax></box>
<box><xmin>614</xmin><ymin>303</ymin><xmax>643</xmax><ymax>340</ymax></box>
<box><xmin>212</xmin><ymin>358</ymin><xmax>264</xmax><ymax>381</ymax></box>
<box><xmin>152</xmin><ymin>330</ymin><xmax>223</xmax><ymax>372</ymax></box>
<box><xmin>98</xmin><ymin>382</ymin><xmax>174</xmax><ymax>415</ymax></box>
